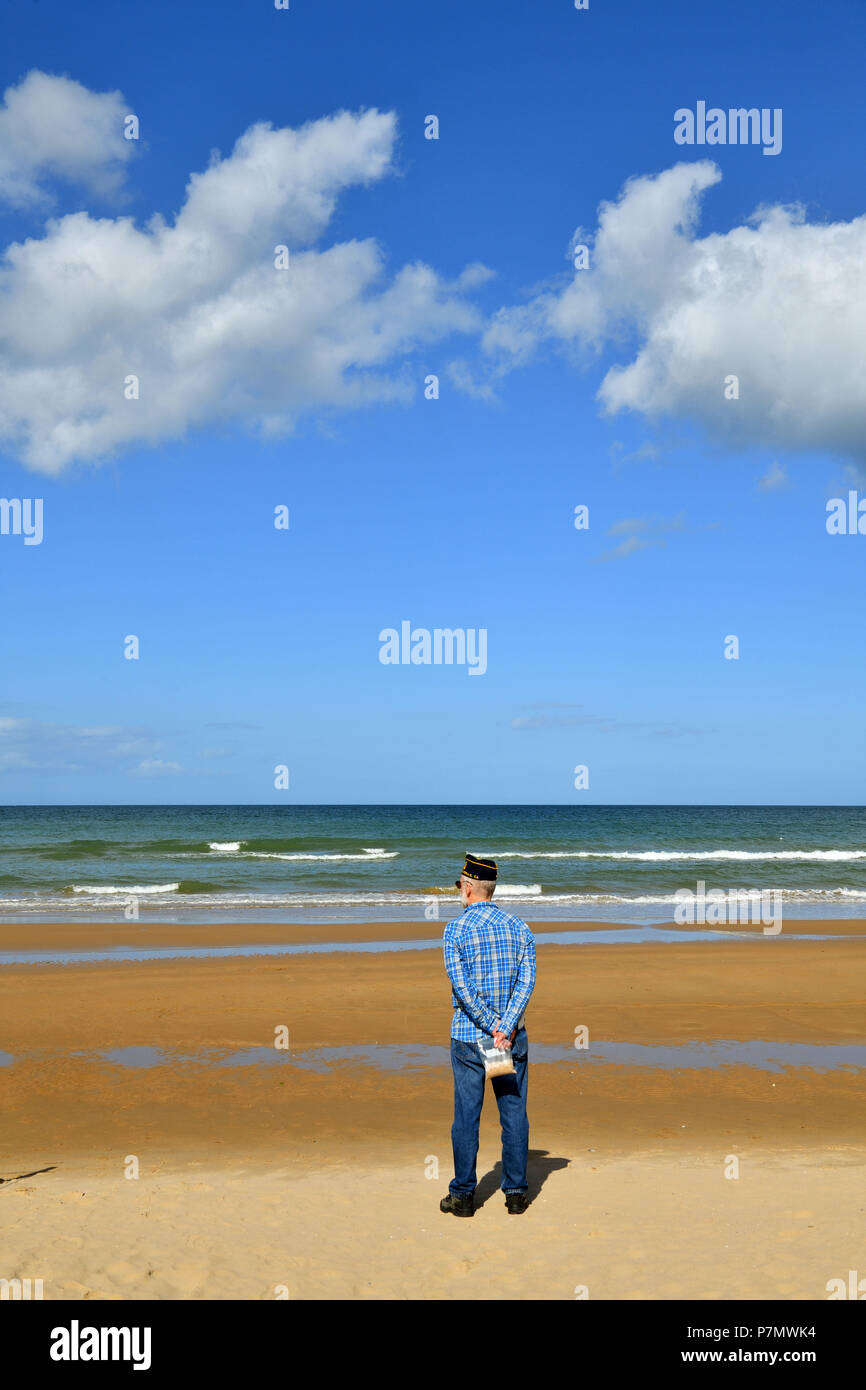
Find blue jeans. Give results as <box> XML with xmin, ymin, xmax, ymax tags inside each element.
<box><xmin>449</xmin><ymin>1027</ymin><xmax>529</xmax><ymax>1197</ymax></box>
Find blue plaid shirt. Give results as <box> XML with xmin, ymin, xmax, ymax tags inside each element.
<box><xmin>443</xmin><ymin>901</ymin><xmax>536</xmax><ymax>1043</ymax></box>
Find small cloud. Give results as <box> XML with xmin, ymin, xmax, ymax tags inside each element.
<box><xmin>597</xmin><ymin>535</ymin><xmax>655</xmax><ymax>561</ymax></box>
<box><xmin>595</xmin><ymin>510</ymin><xmax>698</xmax><ymax>561</ymax></box>
<box><xmin>758</xmin><ymin>461</ymin><xmax>788</xmax><ymax>491</ymax></box>
<box><xmin>513</xmin><ymin>711</ymin><xmax>618</xmax><ymax>732</ymax></box>
<box><xmin>447</xmin><ymin>351</ymin><xmax>519</xmax><ymax>402</ymax></box>
<box><xmin>0</xmin><ymin>717</ymin><xmax>176</xmax><ymax>775</ymax></box>
<box><xmin>520</xmin><ymin>702</ymin><xmax>583</xmax><ymax>711</ymax></box>
<box><xmin>446</xmin><ymin>358</ymin><xmax>499</xmax><ymax>402</ymax></box>
<box><xmin>0</xmin><ymin>749</ymin><xmax>37</xmax><ymax>769</ymax></box>
<box><xmin>132</xmin><ymin>759</ymin><xmax>183</xmax><ymax>777</ymax></box>
<box><xmin>0</xmin><ymin>69</ymin><xmax>137</xmax><ymax>209</ymax></box>
<box><xmin>257</xmin><ymin>413</ymin><xmax>295</xmax><ymax>441</ymax></box>
<box><xmin>512</xmin><ymin>707</ymin><xmax>705</xmax><ymax>737</ymax></box>
<box><xmin>454</xmin><ymin>262</ymin><xmax>496</xmax><ymax>291</ymax></box>
<box><xmin>609</xmin><ymin>440</ymin><xmax>663</xmax><ymax>469</ymax></box>
<box><xmin>205</xmin><ymin>721</ymin><xmax>262</xmax><ymax>730</ymax></box>
<box><xmin>513</xmin><ymin>715</ymin><xmax>585</xmax><ymax>730</ymax></box>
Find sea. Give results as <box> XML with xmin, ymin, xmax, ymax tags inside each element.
<box><xmin>0</xmin><ymin>804</ymin><xmax>864</xmax><ymax>925</ymax></box>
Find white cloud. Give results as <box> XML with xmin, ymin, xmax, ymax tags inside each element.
<box><xmin>0</xmin><ymin>716</ymin><xmax>168</xmax><ymax>774</ymax></box>
<box><xmin>445</xmin><ymin>357</ymin><xmax>498</xmax><ymax>401</ymax></box>
<box><xmin>479</xmin><ymin>161</ymin><xmax>866</xmax><ymax>467</ymax></box>
<box><xmin>133</xmin><ymin>759</ymin><xmax>183</xmax><ymax>777</ymax></box>
<box><xmin>598</xmin><ymin>534</ymin><xmax>655</xmax><ymax>561</ymax></box>
<box><xmin>607</xmin><ymin>516</ymin><xmax>651</xmax><ymax>536</ymax></box>
<box><xmin>758</xmin><ymin>460</ymin><xmax>788</xmax><ymax>490</ymax></box>
<box><xmin>596</xmin><ymin>511</ymin><xmax>687</xmax><ymax>562</ymax></box>
<box><xmin>609</xmin><ymin>440</ymin><xmax>663</xmax><ymax>469</ymax></box>
<box><xmin>0</xmin><ymin>92</ymin><xmax>488</xmax><ymax>473</ymax></box>
<box><xmin>511</xmin><ymin>704</ymin><xmax>704</xmax><ymax>736</ymax></box>
<box><xmin>593</xmin><ymin>510</ymin><xmax>722</xmax><ymax>562</ymax></box>
<box><xmin>0</xmin><ymin>70</ymin><xmax>135</xmax><ymax>208</ymax></box>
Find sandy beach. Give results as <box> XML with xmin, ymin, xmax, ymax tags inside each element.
<box><xmin>1</xmin><ymin>920</ymin><xmax>864</xmax><ymax>1300</ymax></box>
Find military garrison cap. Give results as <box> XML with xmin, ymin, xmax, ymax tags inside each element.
<box><xmin>456</xmin><ymin>853</ymin><xmax>498</xmax><ymax>885</ymax></box>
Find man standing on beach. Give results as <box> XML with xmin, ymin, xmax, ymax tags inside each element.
<box><xmin>440</xmin><ymin>853</ymin><xmax>536</xmax><ymax>1217</ymax></box>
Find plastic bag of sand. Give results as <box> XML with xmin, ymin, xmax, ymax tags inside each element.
<box><xmin>477</xmin><ymin>1037</ymin><xmax>515</xmax><ymax>1078</ymax></box>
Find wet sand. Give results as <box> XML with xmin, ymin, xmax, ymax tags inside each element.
<box><xmin>0</xmin><ymin>915</ymin><xmax>863</xmax><ymax>953</ymax></box>
<box><xmin>1</xmin><ymin>927</ymin><xmax>865</xmax><ymax>1299</ymax></box>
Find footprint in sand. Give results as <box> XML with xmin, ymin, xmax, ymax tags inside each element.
<box><xmin>62</xmin><ymin>1282</ymin><xmax>113</xmax><ymax>1300</ymax></box>
<box><xmin>104</xmin><ymin>1261</ymin><xmax>144</xmax><ymax>1285</ymax></box>
<box><xmin>160</xmin><ymin>1263</ymin><xmax>209</xmax><ymax>1295</ymax></box>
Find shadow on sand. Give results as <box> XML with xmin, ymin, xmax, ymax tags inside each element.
<box><xmin>0</xmin><ymin>1166</ymin><xmax>57</xmax><ymax>1186</ymax></box>
<box><xmin>472</xmin><ymin>1149</ymin><xmax>569</xmax><ymax>1210</ymax></box>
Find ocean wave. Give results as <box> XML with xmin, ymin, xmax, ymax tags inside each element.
<box><xmin>10</xmin><ymin>838</ymin><xmax>218</xmax><ymax>857</ymax></box>
<box><xmin>484</xmin><ymin>849</ymin><xmax>866</xmax><ymax>862</ymax></box>
<box><xmin>486</xmin><ymin>883</ymin><xmax>540</xmax><ymax>896</ymax></box>
<box><xmin>204</xmin><ymin>838</ymin><xmax>399</xmax><ymax>855</ymax></box>
<box><xmin>205</xmin><ymin>843</ymin><xmax>397</xmax><ymax>861</ymax></box>
<box><xmin>424</xmin><ymin>882</ymin><xmax>541</xmax><ymax>897</ymax></box>
<box><xmin>39</xmin><ymin>884</ymin><xmax>866</xmax><ymax>909</ymax></box>
<box><xmin>70</xmin><ymin>883</ymin><xmax>181</xmax><ymax>895</ymax></box>
<box><xmin>530</xmin><ymin>887</ymin><xmax>866</xmax><ymax>904</ymax></box>
<box><xmin>236</xmin><ymin>850</ymin><xmax>398</xmax><ymax>862</ymax></box>
<box><xmin>6</xmin><ymin>838</ymin><xmax>402</xmax><ymax>861</ymax></box>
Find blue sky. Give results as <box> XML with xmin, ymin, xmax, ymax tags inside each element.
<box><xmin>0</xmin><ymin>0</ymin><xmax>864</xmax><ymax>804</ymax></box>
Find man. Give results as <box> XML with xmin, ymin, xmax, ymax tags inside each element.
<box><xmin>440</xmin><ymin>853</ymin><xmax>536</xmax><ymax>1217</ymax></box>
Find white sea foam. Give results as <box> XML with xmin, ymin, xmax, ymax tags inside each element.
<box><xmin>484</xmin><ymin>849</ymin><xmax>866</xmax><ymax>862</ymax></box>
<box><xmin>476</xmin><ymin>883</ymin><xmax>541</xmax><ymax>896</ymax></box>
<box><xmin>71</xmin><ymin>883</ymin><xmax>181</xmax><ymax>895</ymax></box>
<box><xmin>239</xmin><ymin>845</ymin><xmax>397</xmax><ymax>856</ymax></box>
<box><xmin>26</xmin><ymin>885</ymin><xmax>866</xmax><ymax>914</ymax></box>
<box><xmin>203</xmin><ymin>845</ymin><xmax>397</xmax><ymax>861</ymax></box>
<box><xmin>205</xmin><ymin>844</ymin><xmax>396</xmax><ymax>860</ymax></box>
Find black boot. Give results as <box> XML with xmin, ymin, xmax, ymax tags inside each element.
<box><xmin>505</xmin><ymin>1192</ymin><xmax>529</xmax><ymax>1214</ymax></box>
<box><xmin>440</xmin><ymin>1192</ymin><xmax>474</xmax><ymax>1217</ymax></box>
